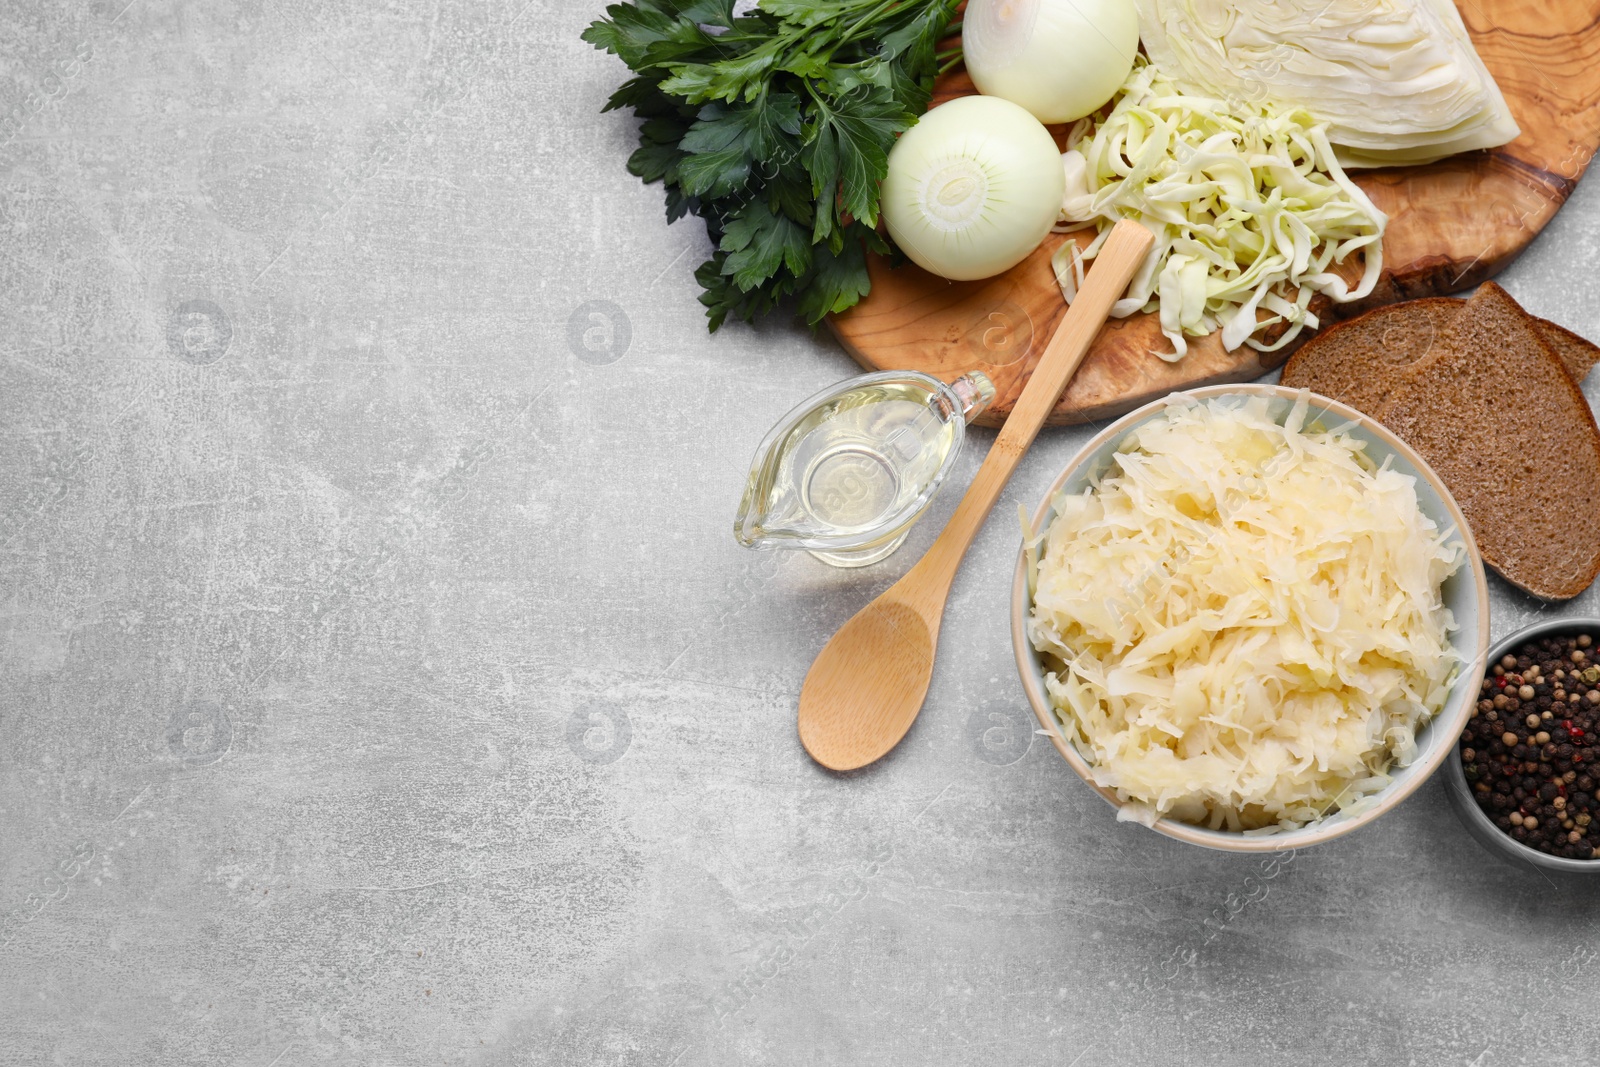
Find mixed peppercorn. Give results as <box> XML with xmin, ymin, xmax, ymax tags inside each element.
<box><xmin>1461</xmin><ymin>632</ymin><xmax>1600</xmax><ymax>859</ymax></box>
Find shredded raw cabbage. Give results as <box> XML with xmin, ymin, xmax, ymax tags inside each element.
<box><xmin>1054</xmin><ymin>58</ymin><xmax>1386</xmax><ymax>361</ymax></box>
<box><xmin>1028</xmin><ymin>394</ymin><xmax>1463</xmax><ymax>833</ymax></box>
<box><xmin>1134</xmin><ymin>0</ymin><xmax>1520</xmax><ymax>169</ymax></box>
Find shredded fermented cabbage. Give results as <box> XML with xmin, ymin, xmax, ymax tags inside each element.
<box><xmin>1028</xmin><ymin>394</ymin><xmax>1463</xmax><ymax>832</ymax></box>
<box><xmin>1054</xmin><ymin>58</ymin><xmax>1386</xmax><ymax>361</ymax></box>
<box><xmin>1134</xmin><ymin>0</ymin><xmax>1520</xmax><ymax>169</ymax></box>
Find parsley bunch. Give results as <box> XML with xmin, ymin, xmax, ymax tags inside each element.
<box><xmin>583</xmin><ymin>0</ymin><xmax>964</xmax><ymax>330</ymax></box>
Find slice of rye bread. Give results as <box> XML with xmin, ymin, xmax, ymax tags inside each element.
<box><xmin>1537</xmin><ymin>318</ymin><xmax>1600</xmax><ymax>382</ymax></box>
<box><xmin>1377</xmin><ymin>283</ymin><xmax>1600</xmax><ymax>600</ymax></box>
<box><xmin>1282</xmin><ymin>299</ymin><xmax>1600</xmax><ymax>414</ymax></box>
<box><xmin>1280</xmin><ymin>298</ymin><xmax>1462</xmax><ymax>416</ymax></box>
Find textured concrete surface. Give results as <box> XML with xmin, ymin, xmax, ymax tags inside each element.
<box><xmin>6</xmin><ymin>3</ymin><xmax>1600</xmax><ymax>1065</ymax></box>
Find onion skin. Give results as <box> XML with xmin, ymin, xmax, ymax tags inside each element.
<box><xmin>965</xmin><ymin>0</ymin><xmax>1140</xmax><ymax>124</ymax></box>
<box><xmin>881</xmin><ymin>96</ymin><xmax>1065</xmax><ymax>282</ymax></box>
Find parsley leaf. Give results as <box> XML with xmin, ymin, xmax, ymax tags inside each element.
<box><xmin>675</xmin><ymin>94</ymin><xmax>801</xmax><ymax>199</ymax></box>
<box><xmin>719</xmin><ymin>199</ymin><xmax>812</xmax><ymax>290</ymax></box>
<box><xmin>803</xmin><ymin>81</ymin><xmax>909</xmax><ymax>232</ymax></box>
<box><xmin>797</xmin><ymin>225</ymin><xmax>874</xmax><ymax>324</ymax></box>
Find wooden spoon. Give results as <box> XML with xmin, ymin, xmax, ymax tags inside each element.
<box><xmin>798</xmin><ymin>220</ymin><xmax>1156</xmax><ymax>771</ymax></box>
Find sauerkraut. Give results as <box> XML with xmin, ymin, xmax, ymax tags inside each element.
<box><xmin>1028</xmin><ymin>394</ymin><xmax>1463</xmax><ymax>832</ymax></box>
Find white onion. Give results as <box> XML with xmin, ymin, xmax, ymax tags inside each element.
<box><xmin>881</xmin><ymin>96</ymin><xmax>1065</xmax><ymax>282</ymax></box>
<box><xmin>964</xmin><ymin>0</ymin><xmax>1140</xmax><ymax>124</ymax></box>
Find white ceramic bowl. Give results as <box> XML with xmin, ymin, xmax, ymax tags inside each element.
<box><xmin>1010</xmin><ymin>384</ymin><xmax>1490</xmax><ymax>852</ymax></box>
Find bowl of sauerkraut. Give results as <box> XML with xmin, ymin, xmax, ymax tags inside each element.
<box><xmin>1011</xmin><ymin>385</ymin><xmax>1489</xmax><ymax>851</ymax></box>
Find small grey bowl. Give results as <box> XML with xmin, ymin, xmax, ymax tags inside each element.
<box><xmin>1443</xmin><ymin>617</ymin><xmax>1600</xmax><ymax>873</ymax></box>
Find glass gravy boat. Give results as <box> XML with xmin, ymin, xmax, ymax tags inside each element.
<box><xmin>734</xmin><ymin>370</ymin><xmax>995</xmax><ymax>567</ymax></box>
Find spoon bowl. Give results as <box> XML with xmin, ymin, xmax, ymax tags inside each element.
<box><xmin>798</xmin><ymin>596</ymin><xmax>935</xmax><ymax>771</ymax></box>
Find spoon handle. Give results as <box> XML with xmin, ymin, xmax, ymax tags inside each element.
<box><xmin>906</xmin><ymin>220</ymin><xmax>1156</xmax><ymax>601</ymax></box>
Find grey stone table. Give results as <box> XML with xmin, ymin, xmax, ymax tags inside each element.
<box><xmin>6</xmin><ymin>3</ymin><xmax>1600</xmax><ymax>1065</ymax></box>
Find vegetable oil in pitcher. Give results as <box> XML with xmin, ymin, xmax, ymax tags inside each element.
<box><xmin>735</xmin><ymin>371</ymin><xmax>995</xmax><ymax>567</ymax></box>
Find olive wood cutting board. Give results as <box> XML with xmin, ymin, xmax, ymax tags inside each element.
<box><xmin>828</xmin><ymin>0</ymin><xmax>1600</xmax><ymax>429</ymax></box>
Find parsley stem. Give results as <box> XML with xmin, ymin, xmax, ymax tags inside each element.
<box><xmin>835</xmin><ymin>0</ymin><xmax>901</xmax><ymax>49</ymax></box>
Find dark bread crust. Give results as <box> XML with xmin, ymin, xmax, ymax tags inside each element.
<box><xmin>1536</xmin><ymin>319</ymin><xmax>1600</xmax><ymax>383</ymax></box>
<box><xmin>1378</xmin><ymin>283</ymin><xmax>1600</xmax><ymax>600</ymax></box>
